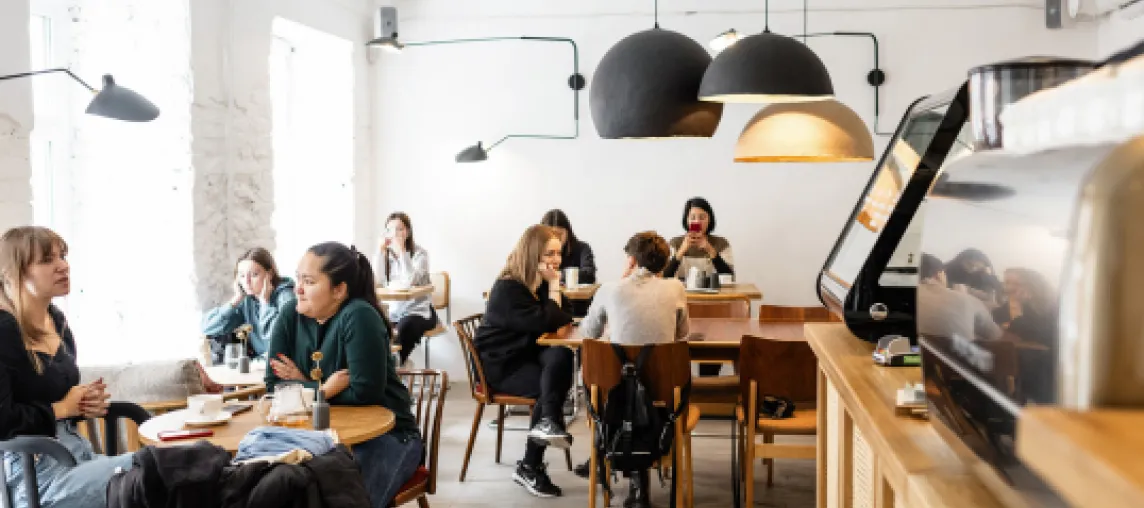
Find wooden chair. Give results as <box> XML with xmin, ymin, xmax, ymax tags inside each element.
<box><xmin>390</xmin><ymin>369</ymin><xmax>448</xmax><ymax>508</ymax></box>
<box><xmin>737</xmin><ymin>335</ymin><xmax>818</xmax><ymax>506</ymax></box>
<box><xmin>581</xmin><ymin>340</ymin><xmax>700</xmax><ymax>508</ymax></box>
<box><xmin>415</xmin><ymin>272</ymin><xmax>451</xmax><ymax>369</ymax></box>
<box><xmin>688</xmin><ymin>297</ymin><xmax>751</xmax><ymax>407</ymax></box>
<box><xmin>453</xmin><ymin>314</ymin><xmax>572</xmax><ymax>482</ymax></box>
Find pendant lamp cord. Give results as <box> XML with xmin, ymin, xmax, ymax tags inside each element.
<box><xmin>764</xmin><ymin>0</ymin><xmax>770</xmax><ymax>32</ymax></box>
<box><xmin>654</xmin><ymin>0</ymin><xmax>659</xmax><ymax>28</ymax></box>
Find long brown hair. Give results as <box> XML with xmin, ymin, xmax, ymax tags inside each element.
<box><xmin>499</xmin><ymin>225</ymin><xmax>558</xmax><ymax>294</ymax></box>
<box><xmin>0</xmin><ymin>226</ymin><xmax>68</xmax><ymax>373</ymax></box>
<box><xmin>236</xmin><ymin>247</ymin><xmax>283</xmax><ymax>289</ymax></box>
<box><xmin>383</xmin><ymin>212</ymin><xmax>416</xmax><ymax>281</ymax></box>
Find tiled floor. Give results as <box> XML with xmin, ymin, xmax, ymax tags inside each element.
<box><xmin>426</xmin><ymin>388</ymin><xmax>816</xmax><ymax>508</ymax></box>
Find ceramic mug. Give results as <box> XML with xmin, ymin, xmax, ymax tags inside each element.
<box><xmin>187</xmin><ymin>394</ymin><xmax>224</xmax><ymax>420</ymax></box>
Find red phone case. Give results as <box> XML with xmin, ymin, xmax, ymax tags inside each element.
<box><xmin>688</xmin><ymin>222</ymin><xmax>702</xmax><ymax>232</ymax></box>
<box><xmin>157</xmin><ymin>429</ymin><xmax>213</xmax><ymax>441</ymax></box>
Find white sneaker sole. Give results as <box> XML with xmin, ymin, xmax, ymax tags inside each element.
<box><xmin>528</xmin><ymin>430</ymin><xmax>574</xmax><ymax>449</ymax></box>
<box><xmin>513</xmin><ymin>471</ymin><xmax>559</xmax><ymax>498</ymax></box>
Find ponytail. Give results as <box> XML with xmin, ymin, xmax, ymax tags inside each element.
<box><xmin>308</xmin><ymin>242</ymin><xmax>394</xmax><ymax>337</ymax></box>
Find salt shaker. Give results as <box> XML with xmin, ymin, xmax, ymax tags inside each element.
<box><xmin>312</xmin><ymin>388</ymin><xmax>330</xmax><ymax>430</ymax></box>
<box><xmin>237</xmin><ymin>356</ymin><xmax>250</xmax><ymax>374</ymax></box>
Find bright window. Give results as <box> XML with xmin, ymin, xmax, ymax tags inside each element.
<box><xmin>269</xmin><ymin>18</ymin><xmax>356</xmax><ymax>267</ymax></box>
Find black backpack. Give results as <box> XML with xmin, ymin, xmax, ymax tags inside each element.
<box><xmin>588</xmin><ymin>344</ymin><xmax>690</xmax><ymax>504</ymax></box>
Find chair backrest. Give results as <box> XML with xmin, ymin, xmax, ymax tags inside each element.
<box><xmin>581</xmin><ymin>340</ymin><xmax>692</xmax><ymax>409</ymax></box>
<box><xmin>738</xmin><ymin>335</ymin><xmax>818</xmax><ymax>415</ymax></box>
<box><xmin>688</xmin><ymin>297</ymin><xmax>751</xmax><ymax>319</ymax></box>
<box><xmin>430</xmin><ymin>272</ymin><xmax>450</xmax><ymax>315</ymax></box>
<box><xmin>396</xmin><ymin>369</ymin><xmax>448</xmax><ymax>494</ymax></box>
<box><xmin>452</xmin><ymin>314</ymin><xmax>487</xmax><ymax>401</ymax></box>
<box><xmin>758</xmin><ymin>305</ymin><xmax>841</xmax><ymax>323</ymax></box>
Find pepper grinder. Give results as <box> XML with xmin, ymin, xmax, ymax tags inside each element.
<box><xmin>309</xmin><ymin>351</ymin><xmax>330</xmax><ymax>430</ymax></box>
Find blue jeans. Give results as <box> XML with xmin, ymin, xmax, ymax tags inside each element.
<box><xmin>3</xmin><ymin>421</ymin><xmax>134</xmax><ymax>508</ymax></box>
<box><xmin>352</xmin><ymin>432</ymin><xmax>423</xmax><ymax>508</ymax></box>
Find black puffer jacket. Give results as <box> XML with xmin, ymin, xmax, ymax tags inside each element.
<box><xmin>107</xmin><ymin>444</ymin><xmax>370</xmax><ymax>508</ymax></box>
<box><xmin>107</xmin><ymin>441</ymin><xmax>232</xmax><ymax>508</ymax></box>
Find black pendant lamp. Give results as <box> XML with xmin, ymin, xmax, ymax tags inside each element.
<box><xmin>699</xmin><ymin>0</ymin><xmax>834</xmax><ymax>103</ymax></box>
<box><xmin>590</xmin><ymin>0</ymin><xmax>722</xmax><ymax>138</ymax></box>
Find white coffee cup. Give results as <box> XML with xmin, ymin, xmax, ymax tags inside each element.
<box><xmin>719</xmin><ymin>274</ymin><xmax>734</xmax><ymax>285</ymax></box>
<box><xmin>564</xmin><ymin>267</ymin><xmax>579</xmax><ymax>288</ymax></box>
<box><xmin>303</xmin><ymin>387</ymin><xmax>316</xmax><ymax>404</ymax></box>
<box><xmin>188</xmin><ymin>394</ymin><xmax>224</xmax><ymax>419</ymax></box>
<box><xmin>685</xmin><ymin>266</ymin><xmax>701</xmax><ymax>289</ymax></box>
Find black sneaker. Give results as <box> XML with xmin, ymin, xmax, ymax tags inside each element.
<box><xmin>514</xmin><ymin>461</ymin><xmax>563</xmax><ymax>498</ymax></box>
<box><xmin>528</xmin><ymin>417</ymin><xmax>574</xmax><ymax>449</ymax></box>
<box><xmin>573</xmin><ymin>460</ymin><xmax>591</xmax><ymax>478</ymax></box>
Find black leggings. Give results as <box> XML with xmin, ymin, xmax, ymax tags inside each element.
<box><xmin>395</xmin><ymin>312</ymin><xmax>437</xmax><ymax>364</ymax></box>
<box><xmin>492</xmin><ymin>347</ymin><xmax>575</xmax><ymax>466</ymax></box>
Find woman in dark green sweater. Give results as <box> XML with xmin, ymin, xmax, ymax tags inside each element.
<box><xmin>264</xmin><ymin>242</ymin><xmax>418</xmax><ymax>508</ymax></box>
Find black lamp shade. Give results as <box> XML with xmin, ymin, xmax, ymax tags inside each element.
<box><xmin>699</xmin><ymin>32</ymin><xmax>834</xmax><ymax>103</ymax></box>
<box><xmin>455</xmin><ymin>142</ymin><xmax>488</xmax><ymax>163</ymax></box>
<box><xmin>590</xmin><ymin>28</ymin><xmax>723</xmax><ymax>139</ymax></box>
<box><xmin>85</xmin><ymin>75</ymin><xmax>160</xmax><ymax>122</ymax></box>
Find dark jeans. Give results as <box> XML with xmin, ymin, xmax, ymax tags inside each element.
<box><xmin>353</xmin><ymin>433</ymin><xmax>423</xmax><ymax>508</ymax></box>
<box><xmin>394</xmin><ymin>310</ymin><xmax>437</xmax><ymax>364</ymax></box>
<box><xmin>492</xmin><ymin>346</ymin><xmax>575</xmax><ymax>467</ymax></box>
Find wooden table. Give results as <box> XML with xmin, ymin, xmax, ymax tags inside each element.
<box><xmin>684</xmin><ymin>282</ymin><xmax>763</xmax><ymax>302</ymax></box>
<box><xmin>1017</xmin><ymin>407</ymin><xmax>1144</xmax><ymax>508</ymax></box>
<box><xmin>539</xmin><ymin>318</ymin><xmax>803</xmax><ymax>362</ymax></box>
<box><xmin>205</xmin><ymin>363</ymin><xmax>267</xmax><ymax>387</ymax></box>
<box><xmin>138</xmin><ymin>404</ymin><xmax>395</xmax><ymax>453</ymax></box>
<box><xmin>808</xmin><ymin>323</ymin><xmax>1004</xmax><ymax>508</ymax></box>
<box><xmin>563</xmin><ymin>283</ymin><xmax>600</xmax><ymax>301</ymax></box>
<box><xmin>377</xmin><ymin>285</ymin><xmax>433</xmax><ymax>301</ymax></box>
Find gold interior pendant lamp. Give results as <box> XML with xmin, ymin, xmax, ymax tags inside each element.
<box><xmin>734</xmin><ymin>100</ymin><xmax>875</xmax><ymax>162</ymax></box>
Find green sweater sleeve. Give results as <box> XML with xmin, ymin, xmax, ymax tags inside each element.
<box><xmin>330</xmin><ymin>304</ymin><xmax>388</xmax><ymax>405</ymax></box>
<box><xmin>264</xmin><ymin>300</ymin><xmax>311</xmax><ymax>390</ymax></box>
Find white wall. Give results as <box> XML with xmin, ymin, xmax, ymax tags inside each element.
<box><xmin>1097</xmin><ymin>11</ymin><xmax>1144</xmax><ymax>58</ymax></box>
<box><xmin>0</xmin><ymin>0</ymin><xmax>34</xmax><ymax>233</ymax></box>
<box><xmin>371</xmin><ymin>0</ymin><xmax>1097</xmax><ymax>376</ymax></box>
<box><xmin>190</xmin><ymin>0</ymin><xmax>376</xmax><ymax>307</ymax></box>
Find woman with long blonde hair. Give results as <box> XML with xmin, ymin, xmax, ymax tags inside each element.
<box><xmin>473</xmin><ymin>224</ymin><xmax>575</xmax><ymax>499</ymax></box>
<box><xmin>0</xmin><ymin>226</ymin><xmax>134</xmax><ymax>508</ymax></box>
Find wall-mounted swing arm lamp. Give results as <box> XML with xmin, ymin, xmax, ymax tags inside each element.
<box><xmin>0</xmin><ymin>68</ymin><xmax>160</xmax><ymax>122</ymax></box>
<box><xmin>367</xmin><ymin>35</ymin><xmax>584</xmax><ymax>163</ymax></box>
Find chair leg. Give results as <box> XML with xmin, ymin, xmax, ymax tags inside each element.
<box><xmin>764</xmin><ymin>432</ymin><xmax>774</xmax><ymax>488</ymax></box>
<box><xmin>686</xmin><ymin>432</ymin><xmax>695</xmax><ymax>508</ymax></box>
<box><xmin>588</xmin><ymin>387</ymin><xmax>599</xmax><ymax>508</ymax></box>
<box><xmin>495</xmin><ymin>405</ymin><xmax>506</xmax><ymax>464</ymax></box>
<box><xmin>564</xmin><ymin>448</ymin><xmax>573</xmax><ymax>471</ymax></box>
<box><xmin>416</xmin><ymin>495</ymin><xmax>430</xmax><ymax>508</ymax></box>
<box><xmin>460</xmin><ymin>402</ymin><xmax>486</xmax><ymax>482</ymax></box>
<box><xmin>423</xmin><ymin>337</ymin><xmax>430</xmax><ymax>369</ymax></box>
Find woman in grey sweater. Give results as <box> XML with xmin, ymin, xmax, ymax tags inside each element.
<box><xmin>372</xmin><ymin>212</ymin><xmax>436</xmax><ymax>365</ymax></box>
<box><xmin>579</xmin><ymin>231</ymin><xmax>689</xmax><ymax>345</ymax></box>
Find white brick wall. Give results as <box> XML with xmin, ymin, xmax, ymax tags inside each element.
<box><xmin>0</xmin><ymin>0</ymin><xmax>34</xmax><ymax>233</ymax></box>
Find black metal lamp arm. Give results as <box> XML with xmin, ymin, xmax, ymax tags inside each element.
<box><xmin>382</xmin><ymin>36</ymin><xmax>583</xmax><ymax>156</ymax></box>
<box><xmin>800</xmin><ymin>31</ymin><xmax>893</xmax><ymax>136</ymax></box>
<box><xmin>0</xmin><ymin>68</ymin><xmax>96</xmax><ymax>92</ymax></box>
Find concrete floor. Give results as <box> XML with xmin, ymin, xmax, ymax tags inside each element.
<box><xmin>426</xmin><ymin>388</ymin><xmax>816</xmax><ymax>508</ymax></box>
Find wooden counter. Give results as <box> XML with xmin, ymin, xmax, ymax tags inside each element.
<box><xmin>807</xmin><ymin>323</ymin><xmax>1004</xmax><ymax>508</ymax></box>
<box><xmin>1017</xmin><ymin>408</ymin><xmax>1144</xmax><ymax>508</ymax></box>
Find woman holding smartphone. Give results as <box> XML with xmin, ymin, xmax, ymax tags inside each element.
<box><xmin>372</xmin><ymin>212</ymin><xmax>436</xmax><ymax>366</ymax></box>
<box><xmin>202</xmin><ymin>247</ymin><xmax>296</xmax><ymax>359</ymax></box>
<box><xmin>664</xmin><ymin>196</ymin><xmax>735</xmax><ymax>281</ymax></box>
<box><xmin>474</xmin><ymin>225</ymin><xmax>575</xmax><ymax>499</ymax></box>
<box><xmin>1</xmin><ymin>226</ymin><xmax>134</xmax><ymax>508</ymax></box>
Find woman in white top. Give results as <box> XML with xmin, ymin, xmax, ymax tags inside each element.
<box><xmin>580</xmin><ymin>231</ymin><xmax>689</xmax><ymax>345</ymax></box>
<box><xmin>373</xmin><ymin>212</ymin><xmax>436</xmax><ymax>365</ymax></box>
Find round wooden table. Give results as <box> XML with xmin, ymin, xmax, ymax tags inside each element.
<box><xmin>138</xmin><ymin>404</ymin><xmax>395</xmax><ymax>453</ymax></box>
